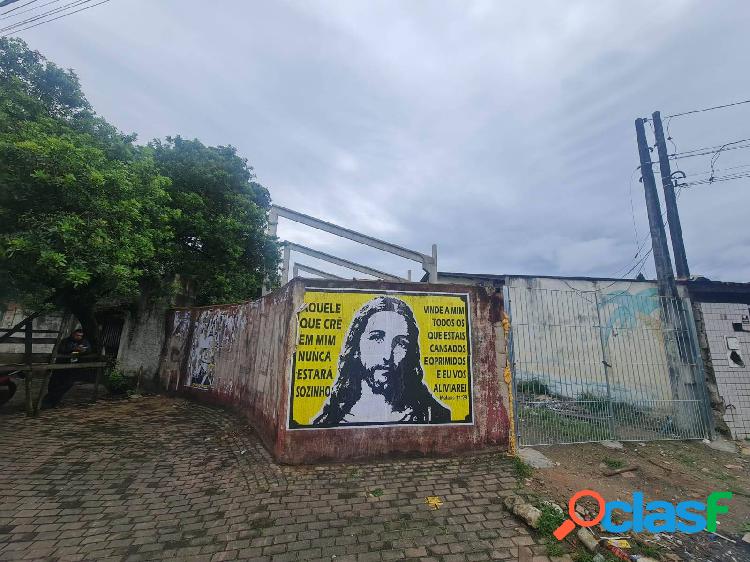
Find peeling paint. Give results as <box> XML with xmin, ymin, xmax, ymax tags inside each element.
<box><xmin>158</xmin><ymin>279</ymin><xmax>510</xmax><ymax>463</ymax></box>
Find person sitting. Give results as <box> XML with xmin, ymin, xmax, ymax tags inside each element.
<box><xmin>42</xmin><ymin>328</ymin><xmax>92</xmax><ymax>408</ymax></box>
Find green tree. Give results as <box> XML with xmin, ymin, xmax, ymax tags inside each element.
<box><xmin>152</xmin><ymin>136</ymin><xmax>279</xmax><ymax>306</ymax></box>
<box><xmin>0</xmin><ymin>39</ymin><xmax>174</xmax><ymax>347</ymax></box>
<box><xmin>0</xmin><ymin>37</ymin><xmax>279</xmax><ymax>348</ymax></box>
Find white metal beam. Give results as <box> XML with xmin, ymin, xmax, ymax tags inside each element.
<box><xmin>284</xmin><ymin>242</ymin><xmax>406</xmax><ymax>282</ymax></box>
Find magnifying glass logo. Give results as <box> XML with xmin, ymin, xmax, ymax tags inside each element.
<box><xmin>553</xmin><ymin>489</ymin><xmax>606</xmax><ymax>540</ymax></box>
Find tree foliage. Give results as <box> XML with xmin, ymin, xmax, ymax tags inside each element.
<box><xmin>152</xmin><ymin>137</ymin><xmax>278</xmax><ymax>305</ymax></box>
<box><xmin>0</xmin><ymin>37</ymin><xmax>279</xmax><ymax>345</ymax></box>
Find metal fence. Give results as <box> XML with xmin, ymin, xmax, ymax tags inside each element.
<box><xmin>506</xmin><ymin>286</ymin><xmax>712</xmax><ymax>446</ymax></box>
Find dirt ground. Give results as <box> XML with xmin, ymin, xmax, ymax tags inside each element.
<box><xmin>520</xmin><ymin>439</ymin><xmax>750</xmax><ymax>561</ymax></box>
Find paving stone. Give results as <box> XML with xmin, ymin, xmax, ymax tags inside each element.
<box><xmin>0</xmin><ymin>396</ymin><xmax>545</xmax><ymax>561</ymax></box>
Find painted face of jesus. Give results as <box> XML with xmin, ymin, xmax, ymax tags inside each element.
<box><xmin>358</xmin><ymin>311</ymin><xmax>409</xmax><ymax>394</ymax></box>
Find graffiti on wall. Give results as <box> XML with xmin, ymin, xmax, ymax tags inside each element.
<box><xmin>288</xmin><ymin>289</ymin><xmax>473</xmax><ymax>429</ymax></box>
<box><xmin>186</xmin><ymin>308</ymin><xmax>246</xmax><ymax>390</ymax></box>
<box><xmin>598</xmin><ymin>288</ymin><xmax>661</xmax><ymax>346</ymax></box>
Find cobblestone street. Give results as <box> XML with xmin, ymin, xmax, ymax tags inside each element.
<box><xmin>0</xmin><ymin>396</ymin><xmax>551</xmax><ymax>561</ymax></box>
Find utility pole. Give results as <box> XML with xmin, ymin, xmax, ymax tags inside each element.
<box><xmin>652</xmin><ymin>111</ymin><xmax>690</xmax><ymax>279</ymax></box>
<box><xmin>635</xmin><ymin>118</ymin><xmax>678</xmax><ymax>299</ymax></box>
<box><xmin>635</xmin><ymin>118</ymin><xmax>700</xmax><ymax>428</ymax></box>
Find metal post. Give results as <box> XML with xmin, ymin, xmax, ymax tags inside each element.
<box><xmin>503</xmin><ymin>286</ymin><xmax>522</xmax><ymax>448</ymax></box>
<box><xmin>24</xmin><ymin>320</ymin><xmax>33</xmax><ymax>416</ymax></box>
<box><xmin>595</xmin><ymin>293</ymin><xmax>617</xmax><ymax>440</ymax></box>
<box><xmin>652</xmin><ymin>111</ymin><xmax>690</xmax><ymax>279</ymax></box>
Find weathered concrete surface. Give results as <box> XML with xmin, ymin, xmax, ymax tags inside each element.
<box><xmin>115</xmin><ymin>306</ymin><xmax>168</xmax><ymax>380</ymax></box>
<box><xmin>0</xmin><ymin>396</ymin><xmax>552</xmax><ymax>562</ymax></box>
<box><xmin>159</xmin><ymin>282</ymin><xmax>297</xmax><ymax>456</ymax></box>
<box><xmin>279</xmin><ymin>280</ymin><xmax>509</xmax><ymax>464</ymax></box>
<box><xmin>518</xmin><ymin>448</ymin><xmax>555</xmax><ymax>469</ymax></box>
<box><xmin>159</xmin><ymin>279</ymin><xmax>511</xmax><ymax>464</ymax></box>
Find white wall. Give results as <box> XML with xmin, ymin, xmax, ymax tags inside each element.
<box><xmin>699</xmin><ymin>302</ymin><xmax>750</xmax><ymax>439</ymax></box>
<box><xmin>506</xmin><ymin>276</ymin><xmax>686</xmax><ymax>404</ymax></box>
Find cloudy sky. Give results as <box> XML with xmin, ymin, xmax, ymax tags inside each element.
<box><xmin>10</xmin><ymin>0</ymin><xmax>750</xmax><ymax>282</ymax></box>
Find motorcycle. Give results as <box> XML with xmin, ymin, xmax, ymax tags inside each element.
<box><xmin>0</xmin><ymin>371</ymin><xmax>18</xmax><ymax>406</ymax></box>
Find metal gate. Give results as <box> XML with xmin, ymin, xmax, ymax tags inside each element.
<box><xmin>506</xmin><ymin>285</ymin><xmax>712</xmax><ymax>446</ymax></box>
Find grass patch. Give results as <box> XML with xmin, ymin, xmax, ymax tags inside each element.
<box><xmin>578</xmin><ymin>391</ymin><xmax>609</xmax><ymax>414</ymax></box>
<box><xmin>572</xmin><ymin>551</ymin><xmax>619</xmax><ymax>562</ymax></box>
<box><xmin>635</xmin><ymin>542</ymin><xmax>662</xmax><ymax>557</ymax></box>
<box><xmin>512</xmin><ymin>457</ymin><xmax>533</xmax><ymax>480</ymax></box>
<box><xmin>602</xmin><ymin>457</ymin><xmax>624</xmax><ymax>470</ymax></box>
<box><xmin>536</xmin><ymin>505</ymin><xmax>567</xmax><ymax>558</ymax></box>
<box><xmin>675</xmin><ymin>452</ymin><xmax>697</xmax><ymax>466</ymax></box>
<box><xmin>369</xmin><ymin>488</ymin><xmax>384</xmax><ymax>497</ymax></box>
<box><xmin>517</xmin><ymin>378</ymin><xmax>552</xmax><ymax>396</ymax></box>
<box><xmin>519</xmin><ymin>406</ymin><xmax>609</xmax><ymax>443</ymax></box>
<box><xmin>545</xmin><ymin>541</ymin><xmax>566</xmax><ymax>557</ymax></box>
<box><xmin>537</xmin><ymin>505</ymin><xmax>565</xmax><ymax>537</ymax></box>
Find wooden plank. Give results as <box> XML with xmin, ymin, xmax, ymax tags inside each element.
<box><xmin>1</xmin><ymin>337</ymin><xmax>60</xmax><ymax>345</ymax></box>
<box><xmin>0</xmin><ymin>361</ymin><xmax>109</xmax><ymax>373</ymax></box>
<box><xmin>24</xmin><ymin>321</ymin><xmax>33</xmax><ymax>415</ymax></box>
<box><xmin>35</xmin><ymin>312</ymin><xmax>71</xmax><ymax>416</ymax></box>
<box><xmin>0</xmin><ymin>329</ymin><xmax>60</xmax><ymax>335</ymax></box>
<box><xmin>0</xmin><ymin>312</ymin><xmax>41</xmax><ymax>344</ymax></box>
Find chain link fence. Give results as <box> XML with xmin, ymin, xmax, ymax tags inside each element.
<box><xmin>506</xmin><ymin>285</ymin><xmax>712</xmax><ymax>446</ymax></box>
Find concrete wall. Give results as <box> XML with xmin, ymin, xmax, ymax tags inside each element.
<box><xmin>116</xmin><ymin>307</ymin><xmax>169</xmax><ymax>381</ymax></box>
<box><xmin>505</xmin><ymin>276</ymin><xmax>690</xmax><ymax>404</ymax></box>
<box><xmin>158</xmin><ymin>279</ymin><xmax>510</xmax><ymax>463</ymax></box>
<box><xmin>0</xmin><ymin>304</ymin><xmax>64</xmax><ymax>363</ymax></box>
<box><xmin>698</xmin><ymin>302</ymin><xmax>750</xmax><ymax>439</ymax></box>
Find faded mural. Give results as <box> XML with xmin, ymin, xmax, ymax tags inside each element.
<box><xmin>185</xmin><ymin>308</ymin><xmax>246</xmax><ymax>390</ymax></box>
<box><xmin>289</xmin><ymin>289</ymin><xmax>473</xmax><ymax>429</ymax></box>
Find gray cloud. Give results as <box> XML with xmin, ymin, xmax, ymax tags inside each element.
<box><xmin>17</xmin><ymin>0</ymin><xmax>750</xmax><ymax>282</ymax></box>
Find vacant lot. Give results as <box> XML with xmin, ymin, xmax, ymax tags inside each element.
<box><xmin>521</xmin><ymin>439</ymin><xmax>750</xmax><ymax>561</ymax></box>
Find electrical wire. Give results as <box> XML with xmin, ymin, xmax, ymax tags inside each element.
<box><xmin>0</xmin><ymin>0</ymin><xmax>62</xmax><ymax>21</ymax></box>
<box><xmin>678</xmin><ymin>162</ymin><xmax>750</xmax><ymax>178</ymax></box>
<box><xmin>665</xmin><ymin>99</ymin><xmax>750</xmax><ymax>120</ymax></box>
<box><xmin>0</xmin><ymin>0</ymin><xmax>108</xmax><ymax>35</ymax></box>
<box><xmin>0</xmin><ymin>0</ymin><xmax>40</xmax><ymax>16</ymax></box>
<box><xmin>0</xmin><ymin>0</ymin><xmax>93</xmax><ymax>33</ymax></box>
<box><xmin>682</xmin><ymin>171</ymin><xmax>750</xmax><ymax>188</ymax></box>
<box><xmin>670</xmin><ymin>142</ymin><xmax>750</xmax><ymax>162</ymax></box>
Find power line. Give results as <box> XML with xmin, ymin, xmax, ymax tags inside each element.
<box><xmin>0</xmin><ymin>0</ymin><xmax>108</xmax><ymax>35</ymax></box>
<box><xmin>670</xmin><ymin>141</ymin><xmax>750</xmax><ymax>161</ymax></box>
<box><xmin>679</xmin><ymin>161</ymin><xmax>750</xmax><ymax>178</ymax></box>
<box><xmin>682</xmin><ymin>170</ymin><xmax>750</xmax><ymax>188</ymax></box>
<box><xmin>0</xmin><ymin>0</ymin><xmax>39</xmax><ymax>16</ymax></box>
<box><xmin>0</xmin><ymin>0</ymin><xmax>92</xmax><ymax>33</ymax></box>
<box><xmin>0</xmin><ymin>0</ymin><xmax>61</xmax><ymax>21</ymax></box>
<box><xmin>664</xmin><ymin>99</ymin><xmax>750</xmax><ymax>119</ymax></box>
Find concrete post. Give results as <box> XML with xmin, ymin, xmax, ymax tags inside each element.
<box><xmin>281</xmin><ymin>244</ymin><xmax>291</xmax><ymax>285</ymax></box>
<box><xmin>429</xmin><ymin>244</ymin><xmax>439</xmax><ymax>283</ymax></box>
